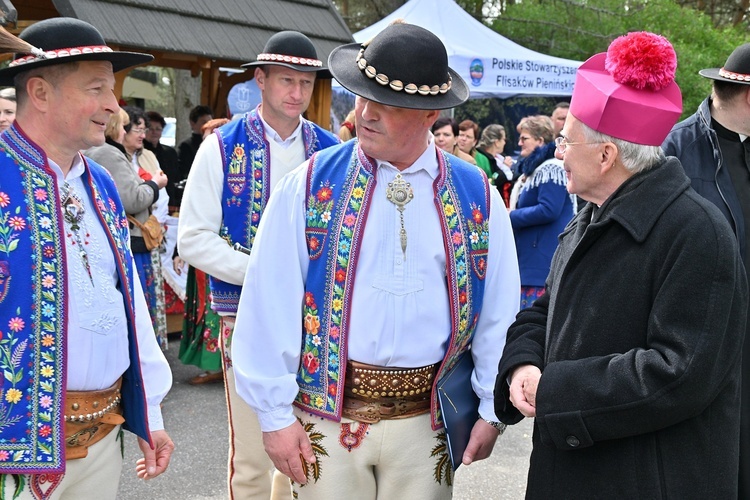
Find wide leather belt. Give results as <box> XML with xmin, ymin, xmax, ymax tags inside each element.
<box><xmin>64</xmin><ymin>378</ymin><xmax>125</xmax><ymax>460</ymax></box>
<box><xmin>342</xmin><ymin>360</ymin><xmax>438</xmax><ymax>423</ymax></box>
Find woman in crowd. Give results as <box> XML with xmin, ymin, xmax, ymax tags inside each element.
<box><xmin>177</xmin><ymin>117</ymin><xmax>230</xmax><ymax>385</ymax></box>
<box><xmin>476</xmin><ymin>123</ymin><xmax>513</xmax><ymax>207</ymax></box>
<box><xmin>458</xmin><ymin>119</ymin><xmax>492</xmax><ymax>176</ymax></box>
<box><xmin>431</xmin><ymin>116</ymin><xmax>477</xmax><ymax>165</ymax></box>
<box><xmin>122</xmin><ymin>106</ymin><xmax>170</xmax><ymax>349</ymax></box>
<box><xmin>85</xmin><ymin>107</ymin><xmax>169</xmax><ymax>348</ymax></box>
<box><xmin>0</xmin><ymin>87</ymin><xmax>16</xmax><ymax>132</ymax></box>
<box><xmin>509</xmin><ymin>115</ymin><xmax>574</xmax><ymax>309</ymax></box>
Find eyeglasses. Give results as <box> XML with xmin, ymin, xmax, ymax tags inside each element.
<box><xmin>554</xmin><ymin>136</ymin><xmax>603</xmax><ymax>153</ymax></box>
<box><xmin>519</xmin><ymin>135</ymin><xmax>535</xmax><ymax>142</ymax></box>
<box><xmin>128</xmin><ymin>128</ymin><xmax>146</xmax><ymax>135</ymax></box>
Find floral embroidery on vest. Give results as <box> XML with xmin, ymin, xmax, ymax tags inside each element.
<box><xmin>226</xmin><ymin>144</ymin><xmax>248</xmax><ymax>198</ymax></box>
<box><xmin>211</xmin><ymin>106</ymin><xmax>339</xmax><ymax>314</ymax></box>
<box><xmin>305</xmin><ymin>181</ymin><xmax>335</xmax><ymax>260</ymax></box>
<box><xmin>297</xmin><ymin>143</ymin><xmax>489</xmax><ymax>430</ymax></box>
<box><xmin>0</xmin><ymin>138</ymin><xmax>66</xmax><ymax>472</ymax></box>
<box><xmin>0</xmin><ymin>126</ymin><xmax>147</xmax><ymax>473</ymax></box>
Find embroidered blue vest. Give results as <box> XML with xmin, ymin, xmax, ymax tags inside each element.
<box><xmin>0</xmin><ymin>125</ymin><xmax>150</xmax><ymax>473</ymax></box>
<box><xmin>297</xmin><ymin>141</ymin><xmax>490</xmax><ymax>430</ymax></box>
<box><xmin>210</xmin><ymin>106</ymin><xmax>339</xmax><ymax>313</ymax></box>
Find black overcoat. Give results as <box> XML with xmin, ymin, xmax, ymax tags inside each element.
<box><xmin>496</xmin><ymin>158</ymin><xmax>748</xmax><ymax>499</ymax></box>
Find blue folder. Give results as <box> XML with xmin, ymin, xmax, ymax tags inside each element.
<box><xmin>436</xmin><ymin>350</ymin><xmax>480</xmax><ymax>471</ymax></box>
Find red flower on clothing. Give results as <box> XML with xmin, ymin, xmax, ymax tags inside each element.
<box><xmin>38</xmin><ymin>425</ymin><xmax>51</xmax><ymax>437</ymax></box>
<box><xmin>472</xmin><ymin>209</ymin><xmax>483</xmax><ymax>224</ymax></box>
<box><xmin>304</xmin><ymin>292</ymin><xmax>316</xmax><ymax>307</ymax></box>
<box><xmin>302</xmin><ymin>394</ymin><xmax>311</xmax><ymax>404</ymax></box>
<box><xmin>459</xmin><ymin>291</ymin><xmax>467</xmax><ymax>304</ymax></box>
<box><xmin>328</xmin><ymin>383</ymin><xmax>337</xmax><ymax>396</ymax></box>
<box><xmin>316</xmin><ymin>186</ymin><xmax>333</xmax><ymax>202</ymax></box>
<box><xmin>477</xmin><ymin>258</ymin><xmax>486</xmax><ymax>272</ymax></box>
<box><xmin>308</xmin><ymin>236</ymin><xmax>320</xmax><ymax>251</ymax></box>
<box><xmin>335</xmin><ymin>269</ymin><xmax>346</xmax><ymax>283</ymax></box>
<box><xmin>302</xmin><ymin>352</ymin><xmax>319</xmax><ymax>374</ymax></box>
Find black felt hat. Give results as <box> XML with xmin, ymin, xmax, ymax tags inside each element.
<box><xmin>699</xmin><ymin>43</ymin><xmax>750</xmax><ymax>85</ymax></box>
<box><xmin>0</xmin><ymin>17</ymin><xmax>153</xmax><ymax>86</ymax></box>
<box><xmin>242</xmin><ymin>31</ymin><xmax>331</xmax><ymax>78</ymax></box>
<box><xmin>328</xmin><ymin>23</ymin><xmax>468</xmax><ymax>110</ymax></box>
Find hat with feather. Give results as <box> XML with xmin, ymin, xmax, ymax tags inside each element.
<box><xmin>0</xmin><ymin>17</ymin><xmax>153</xmax><ymax>86</ymax></box>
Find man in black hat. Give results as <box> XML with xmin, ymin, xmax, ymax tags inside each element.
<box><xmin>230</xmin><ymin>21</ymin><xmax>519</xmax><ymax>498</ymax></box>
<box><xmin>0</xmin><ymin>17</ymin><xmax>174</xmax><ymax>498</ymax></box>
<box><xmin>663</xmin><ymin>42</ymin><xmax>750</xmax><ymax>498</ymax></box>
<box><xmin>177</xmin><ymin>30</ymin><xmax>339</xmax><ymax>499</ymax></box>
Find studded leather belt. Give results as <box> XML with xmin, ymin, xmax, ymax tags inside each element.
<box><xmin>64</xmin><ymin>378</ymin><xmax>125</xmax><ymax>460</ymax></box>
<box><xmin>342</xmin><ymin>360</ymin><xmax>438</xmax><ymax>423</ymax></box>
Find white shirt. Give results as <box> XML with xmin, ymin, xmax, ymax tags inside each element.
<box><xmin>55</xmin><ymin>154</ymin><xmax>172</xmax><ymax>430</ymax></box>
<box><xmin>178</xmin><ymin>113</ymin><xmax>305</xmax><ymax>295</ymax></box>
<box><xmin>232</xmin><ymin>140</ymin><xmax>520</xmax><ymax>432</ymax></box>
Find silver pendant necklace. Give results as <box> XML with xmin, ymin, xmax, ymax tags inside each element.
<box><xmin>385</xmin><ymin>173</ymin><xmax>414</xmax><ymax>258</ymax></box>
<box><xmin>61</xmin><ymin>182</ymin><xmax>94</xmax><ymax>285</ymax></box>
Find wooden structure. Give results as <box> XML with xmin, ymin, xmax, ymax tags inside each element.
<box><xmin>4</xmin><ymin>0</ymin><xmax>353</xmax><ymax>128</ymax></box>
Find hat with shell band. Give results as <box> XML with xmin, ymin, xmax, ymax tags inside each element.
<box><xmin>242</xmin><ymin>31</ymin><xmax>331</xmax><ymax>79</ymax></box>
<box><xmin>0</xmin><ymin>17</ymin><xmax>153</xmax><ymax>86</ymax></box>
<box><xmin>328</xmin><ymin>22</ymin><xmax>469</xmax><ymax>110</ymax></box>
<box><xmin>699</xmin><ymin>43</ymin><xmax>750</xmax><ymax>85</ymax></box>
<box><xmin>569</xmin><ymin>31</ymin><xmax>682</xmax><ymax>146</ymax></box>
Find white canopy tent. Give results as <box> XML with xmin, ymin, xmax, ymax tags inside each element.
<box><xmin>336</xmin><ymin>0</ymin><xmax>581</xmax><ymax>99</ymax></box>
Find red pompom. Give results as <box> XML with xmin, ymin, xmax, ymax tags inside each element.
<box><xmin>604</xmin><ymin>32</ymin><xmax>677</xmax><ymax>91</ymax></box>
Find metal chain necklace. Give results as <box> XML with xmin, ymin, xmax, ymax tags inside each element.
<box><xmin>61</xmin><ymin>182</ymin><xmax>94</xmax><ymax>285</ymax></box>
<box><xmin>385</xmin><ymin>173</ymin><xmax>414</xmax><ymax>257</ymax></box>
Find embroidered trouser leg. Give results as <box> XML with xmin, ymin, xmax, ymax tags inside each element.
<box><xmin>290</xmin><ymin>408</ymin><xmax>453</xmax><ymax>500</ymax></box>
<box><xmin>0</xmin><ymin>425</ymin><xmax>123</xmax><ymax>500</ymax></box>
<box><xmin>220</xmin><ymin>316</ymin><xmax>291</xmax><ymax>500</ymax></box>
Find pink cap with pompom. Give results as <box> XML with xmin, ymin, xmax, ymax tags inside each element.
<box><xmin>570</xmin><ymin>32</ymin><xmax>682</xmax><ymax>146</ymax></box>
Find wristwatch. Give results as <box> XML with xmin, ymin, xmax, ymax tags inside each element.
<box><xmin>483</xmin><ymin>419</ymin><xmax>507</xmax><ymax>435</ymax></box>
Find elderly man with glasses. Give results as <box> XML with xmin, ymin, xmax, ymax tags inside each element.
<box><xmin>496</xmin><ymin>32</ymin><xmax>747</xmax><ymax>499</ymax></box>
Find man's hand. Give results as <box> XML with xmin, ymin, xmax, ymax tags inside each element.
<box><xmin>263</xmin><ymin>421</ymin><xmax>315</xmax><ymax>484</ymax></box>
<box><xmin>509</xmin><ymin>364</ymin><xmax>542</xmax><ymax>417</ymax></box>
<box><xmin>136</xmin><ymin>430</ymin><xmax>175</xmax><ymax>480</ymax></box>
<box><xmin>462</xmin><ymin>419</ymin><xmax>501</xmax><ymax>465</ymax></box>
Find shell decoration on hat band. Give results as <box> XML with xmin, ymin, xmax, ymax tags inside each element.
<box><xmin>719</xmin><ymin>68</ymin><xmax>750</xmax><ymax>82</ymax></box>
<box><xmin>256</xmin><ymin>52</ymin><xmax>322</xmax><ymax>67</ymax></box>
<box><xmin>355</xmin><ymin>41</ymin><xmax>452</xmax><ymax>96</ymax></box>
<box><xmin>10</xmin><ymin>45</ymin><xmax>113</xmax><ymax>67</ymax></box>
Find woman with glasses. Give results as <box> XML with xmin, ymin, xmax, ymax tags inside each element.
<box><xmin>510</xmin><ymin>115</ymin><xmax>574</xmax><ymax>309</ymax></box>
<box><xmin>85</xmin><ymin>107</ymin><xmax>170</xmax><ymax>349</ymax></box>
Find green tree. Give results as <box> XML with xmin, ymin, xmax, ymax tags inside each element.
<box><xmin>496</xmin><ymin>0</ymin><xmax>748</xmax><ymax>118</ymax></box>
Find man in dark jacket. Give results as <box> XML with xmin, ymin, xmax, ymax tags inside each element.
<box><xmin>145</xmin><ymin>111</ymin><xmax>182</xmax><ymax>209</ymax></box>
<box><xmin>497</xmin><ymin>32</ymin><xmax>748</xmax><ymax>498</ymax></box>
<box><xmin>662</xmin><ymin>43</ymin><xmax>750</xmax><ymax>498</ymax></box>
<box><xmin>177</xmin><ymin>105</ymin><xmax>212</xmax><ymax>179</ymax></box>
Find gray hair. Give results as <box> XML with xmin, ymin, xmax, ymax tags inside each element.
<box><xmin>580</xmin><ymin>121</ymin><xmax>664</xmax><ymax>174</ymax></box>
<box><xmin>0</xmin><ymin>87</ymin><xmax>15</xmax><ymax>102</ymax></box>
<box><xmin>477</xmin><ymin>124</ymin><xmax>505</xmax><ymax>149</ymax></box>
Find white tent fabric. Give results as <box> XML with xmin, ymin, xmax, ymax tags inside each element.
<box><xmin>337</xmin><ymin>0</ymin><xmax>581</xmax><ymax>99</ymax></box>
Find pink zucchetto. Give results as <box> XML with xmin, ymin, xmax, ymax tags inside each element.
<box><xmin>569</xmin><ymin>31</ymin><xmax>682</xmax><ymax>146</ymax></box>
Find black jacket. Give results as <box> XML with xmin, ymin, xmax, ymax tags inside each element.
<box><xmin>496</xmin><ymin>159</ymin><xmax>747</xmax><ymax>499</ymax></box>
